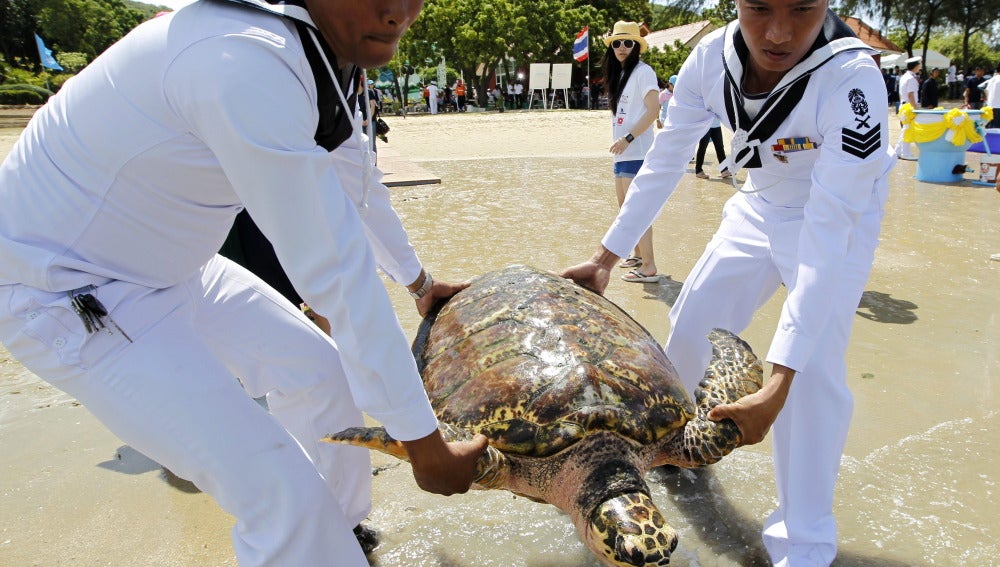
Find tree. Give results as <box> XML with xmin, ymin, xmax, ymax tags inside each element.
<box><xmin>649</xmin><ymin>0</ymin><xmax>704</xmax><ymax>30</ymax></box>
<box><xmin>644</xmin><ymin>41</ymin><xmax>692</xmax><ymax>83</ymax></box>
<box><xmin>37</xmin><ymin>0</ymin><xmax>144</xmax><ymax>58</ymax></box>
<box><xmin>0</xmin><ymin>0</ymin><xmax>44</xmax><ymax>68</ymax></box>
<box><xmin>931</xmin><ymin>31</ymin><xmax>1000</xmax><ymax>74</ymax></box>
<box><xmin>701</xmin><ymin>0</ymin><xmax>737</xmax><ymax>26</ymax></box>
<box><xmin>943</xmin><ymin>0</ymin><xmax>1000</xmax><ymax>73</ymax></box>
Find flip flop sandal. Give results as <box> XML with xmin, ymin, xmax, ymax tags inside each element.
<box><xmin>618</xmin><ymin>256</ymin><xmax>643</xmax><ymax>268</ymax></box>
<box><xmin>621</xmin><ymin>269</ymin><xmax>663</xmax><ymax>283</ymax></box>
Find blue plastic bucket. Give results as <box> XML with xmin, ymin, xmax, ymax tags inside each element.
<box><xmin>915</xmin><ymin>136</ymin><xmax>970</xmax><ymax>182</ymax></box>
<box><xmin>911</xmin><ymin>110</ymin><xmax>984</xmax><ymax>183</ymax></box>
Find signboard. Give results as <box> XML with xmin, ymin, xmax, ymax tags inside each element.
<box><xmin>551</xmin><ymin>63</ymin><xmax>573</xmax><ymax>89</ymax></box>
<box><xmin>529</xmin><ymin>63</ymin><xmax>551</xmax><ymax>91</ymax></box>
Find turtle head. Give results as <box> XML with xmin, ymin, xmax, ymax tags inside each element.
<box><xmin>585</xmin><ymin>492</ymin><xmax>677</xmax><ymax>566</ymax></box>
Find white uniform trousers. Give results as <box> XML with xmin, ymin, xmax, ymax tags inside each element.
<box><xmin>664</xmin><ymin>190</ymin><xmax>884</xmax><ymax>566</ymax></box>
<box><xmin>0</xmin><ymin>255</ymin><xmax>373</xmax><ymax>566</ymax></box>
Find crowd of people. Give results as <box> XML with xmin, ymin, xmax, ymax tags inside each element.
<box><xmin>884</xmin><ymin>59</ymin><xmax>998</xmax><ymax>115</ymax></box>
<box><xmin>1</xmin><ymin>0</ymin><xmax>995</xmax><ymax>566</ymax></box>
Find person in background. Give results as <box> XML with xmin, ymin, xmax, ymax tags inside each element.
<box><xmin>984</xmin><ymin>62</ymin><xmax>1000</xmax><ymax>128</ymax></box>
<box><xmin>454</xmin><ymin>78</ymin><xmax>467</xmax><ymax>112</ymax></box>
<box><xmin>884</xmin><ymin>67</ymin><xmax>899</xmax><ymax>112</ymax></box>
<box><xmin>427</xmin><ymin>80</ymin><xmax>439</xmax><ymax>114</ymax></box>
<box><xmin>0</xmin><ymin>1</ymin><xmax>488</xmax><ymax>565</ymax></box>
<box><xmin>897</xmin><ymin>56</ymin><xmax>921</xmax><ymax>160</ymax></box>
<box><xmin>562</xmin><ymin>2</ymin><xmax>895</xmax><ymax>564</ymax></box>
<box><xmin>947</xmin><ymin>62</ymin><xmax>958</xmax><ymax>99</ymax></box>
<box><xmin>601</xmin><ymin>21</ymin><xmax>664</xmax><ymax>283</ymax></box>
<box><xmin>920</xmin><ymin>67</ymin><xmax>941</xmax><ymax>109</ymax></box>
<box><xmin>656</xmin><ymin>74</ymin><xmax>676</xmax><ymax>129</ymax></box>
<box><xmin>693</xmin><ymin>116</ymin><xmax>731</xmax><ymax>179</ymax></box>
<box><xmin>965</xmin><ymin>66</ymin><xmax>987</xmax><ymax>110</ymax></box>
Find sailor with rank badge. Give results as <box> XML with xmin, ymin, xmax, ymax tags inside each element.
<box><xmin>563</xmin><ymin>0</ymin><xmax>896</xmax><ymax>564</ymax></box>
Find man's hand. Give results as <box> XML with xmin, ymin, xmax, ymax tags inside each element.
<box><xmin>707</xmin><ymin>364</ymin><xmax>795</xmax><ymax>446</ymax></box>
<box><xmin>415</xmin><ymin>277</ymin><xmax>469</xmax><ymax>317</ymax></box>
<box><xmin>401</xmin><ymin>430</ymin><xmax>489</xmax><ymax>495</ymax></box>
<box><xmin>560</xmin><ymin>246</ymin><xmax>619</xmax><ymax>295</ymax></box>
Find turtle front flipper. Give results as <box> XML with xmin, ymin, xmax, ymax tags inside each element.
<box><xmin>586</xmin><ymin>493</ymin><xmax>676</xmax><ymax>566</ymax></box>
<box><xmin>322</xmin><ymin>423</ymin><xmax>509</xmax><ymax>489</ymax></box>
<box><xmin>659</xmin><ymin>328</ymin><xmax>764</xmax><ymax>467</ymax></box>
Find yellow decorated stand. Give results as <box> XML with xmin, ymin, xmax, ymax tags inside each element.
<box><xmin>899</xmin><ymin>104</ymin><xmax>991</xmax><ymax>182</ymax></box>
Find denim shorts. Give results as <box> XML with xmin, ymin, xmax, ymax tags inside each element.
<box><xmin>613</xmin><ymin>159</ymin><xmax>643</xmax><ymax>178</ymax></box>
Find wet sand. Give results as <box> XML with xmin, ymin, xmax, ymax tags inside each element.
<box><xmin>1</xmin><ymin>107</ymin><xmax>998</xmax><ymax>566</ymax></box>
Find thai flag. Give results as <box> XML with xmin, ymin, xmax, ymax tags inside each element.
<box><xmin>573</xmin><ymin>27</ymin><xmax>589</xmax><ymax>62</ymax></box>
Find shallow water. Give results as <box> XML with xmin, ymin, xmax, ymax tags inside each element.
<box><xmin>370</xmin><ymin>114</ymin><xmax>998</xmax><ymax>566</ymax></box>
<box><xmin>0</xmin><ymin>110</ymin><xmax>997</xmax><ymax>566</ymax></box>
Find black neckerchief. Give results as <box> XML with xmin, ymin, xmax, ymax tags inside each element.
<box><xmin>208</xmin><ymin>0</ymin><xmax>358</xmax><ymax>151</ymax></box>
<box><xmin>721</xmin><ymin>10</ymin><xmax>871</xmax><ymax>174</ymax></box>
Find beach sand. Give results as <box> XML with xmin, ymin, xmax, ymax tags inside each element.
<box><xmin>1</xmin><ymin>106</ymin><xmax>998</xmax><ymax>566</ymax></box>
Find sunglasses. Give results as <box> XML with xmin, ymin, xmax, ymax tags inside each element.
<box><xmin>611</xmin><ymin>39</ymin><xmax>637</xmax><ymax>49</ymax></box>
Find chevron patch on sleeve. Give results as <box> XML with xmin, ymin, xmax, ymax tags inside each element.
<box><xmin>842</xmin><ymin>125</ymin><xmax>881</xmax><ymax>159</ymax></box>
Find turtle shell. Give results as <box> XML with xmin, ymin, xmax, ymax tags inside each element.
<box><xmin>413</xmin><ymin>265</ymin><xmax>694</xmax><ymax>458</ymax></box>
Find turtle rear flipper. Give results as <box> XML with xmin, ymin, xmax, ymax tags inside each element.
<box><xmin>322</xmin><ymin>424</ymin><xmax>509</xmax><ymax>489</ymax></box>
<box><xmin>658</xmin><ymin>329</ymin><xmax>764</xmax><ymax>467</ymax></box>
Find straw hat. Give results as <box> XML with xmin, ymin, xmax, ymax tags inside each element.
<box><xmin>603</xmin><ymin>21</ymin><xmax>648</xmax><ymax>53</ymax></box>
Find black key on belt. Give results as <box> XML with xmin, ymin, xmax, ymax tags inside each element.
<box><xmin>67</xmin><ymin>288</ymin><xmax>132</xmax><ymax>343</ymax></box>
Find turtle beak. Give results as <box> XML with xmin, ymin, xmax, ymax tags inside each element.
<box><xmin>586</xmin><ymin>492</ymin><xmax>677</xmax><ymax>566</ymax></box>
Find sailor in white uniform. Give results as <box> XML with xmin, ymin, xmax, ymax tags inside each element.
<box><xmin>0</xmin><ymin>1</ymin><xmax>487</xmax><ymax>565</ymax></box>
<box><xmin>896</xmin><ymin>56</ymin><xmax>922</xmax><ymax>160</ymax></box>
<box><xmin>563</xmin><ymin>1</ymin><xmax>895</xmax><ymax>565</ymax></box>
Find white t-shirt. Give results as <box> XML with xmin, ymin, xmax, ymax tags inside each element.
<box><xmin>984</xmin><ymin>76</ymin><xmax>1000</xmax><ymax>108</ymax></box>
<box><xmin>613</xmin><ymin>61</ymin><xmax>659</xmax><ymax>162</ymax></box>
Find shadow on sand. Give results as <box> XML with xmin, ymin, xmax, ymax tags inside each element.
<box><xmin>650</xmin><ymin>466</ymin><xmax>920</xmax><ymax>567</ymax></box>
<box><xmin>856</xmin><ymin>290</ymin><xmax>919</xmax><ymax>324</ymax></box>
<box><xmin>98</xmin><ymin>445</ymin><xmax>201</xmax><ymax>493</ymax></box>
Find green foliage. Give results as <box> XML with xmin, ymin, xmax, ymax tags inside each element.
<box><xmin>649</xmin><ymin>0</ymin><xmax>704</xmax><ymax>29</ymax></box>
<box><xmin>55</xmin><ymin>51</ymin><xmax>88</xmax><ymax>73</ymax></box>
<box><xmin>929</xmin><ymin>33</ymin><xmax>1000</xmax><ymax>72</ymax></box>
<box><xmin>0</xmin><ymin>83</ymin><xmax>53</xmax><ymax>103</ymax></box>
<box><xmin>418</xmin><ymin>65</ymin><xmax>459</xmax><ymax>86</ymax></box>
<box><xmin>38</xmin><ymin>0</ymin><xmax>146</xmax><ymax>58</ymax></box>
<box><xmin>3</xmin><ymin>66</ymin><xmax>46</xmax><ymax>86</ymax></box>
<box><xmin>644</xmin><ymin>42</ymin><xmax>693</xmax><ymax>83</ymax></box>
<box><xmin>48</xmin><ymin>71</ymin><xmax>72</xmax><ymax>91</ymax></box>
<box><xmin>0</xmin><ymin>88</ymin><xmax>45</xmax><ymax>104</ymax></box>
<box><xmin>700</xmin><ymin>0</ymin><xmax>737</xmax><ymax>27</ymax></box>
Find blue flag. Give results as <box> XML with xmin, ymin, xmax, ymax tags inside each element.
<box><xmin>35</xmin><ymin>33</ymin><xmax>64</xmax><ymax>71</ymax></box>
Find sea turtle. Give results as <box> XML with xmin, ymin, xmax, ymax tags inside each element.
<box><xmin>324</xmin><ymin>264</ymin><xmax>763</xmax><ymax>566</ymax></box>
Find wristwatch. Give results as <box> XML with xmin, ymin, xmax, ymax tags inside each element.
<box><xmin>624</xmin><ymin>133</ymin><xmax>635</xmax><ymax>143</ymax></box>
<box><xmin>408</xmin><ymin>272</ymin><xmax>433</xmax><ymax>299</ymax></box>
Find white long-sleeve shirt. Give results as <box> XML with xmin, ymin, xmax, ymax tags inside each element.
<box><xmin>602</xmin><ymin>16</ymin><xmax>895</xmax><ymax>372</ymax></box>
<box><xmin>0</xmin><ymin>0</ymin><xmax>437</xmax><ymax>441</ymax></box>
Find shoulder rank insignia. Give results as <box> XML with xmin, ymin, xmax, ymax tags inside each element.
<box><xmin>842</xmin><ymin>88</ymin><xmax>880</xmax><ymax>159</ymax></box>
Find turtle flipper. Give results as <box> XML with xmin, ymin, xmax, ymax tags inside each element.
<box><xmin>322</xmin><ymin>426</ymin><xmax>409</xmax><ymax>460</ymax></box>
<box><xmin>659</xmin><ymin>328</ymin><xmax>764</xmax><ymax>467</ymax></box>
<box><xmin>322</xmin><ymin>423</ymin><xmax>509</xmax><ymax>489</ymax></box>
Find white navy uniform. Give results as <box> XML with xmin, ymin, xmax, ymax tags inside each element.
<box><xmin>897</xmin><ymin>68</ymin><xmax>920</xmax><ymax>159</ymax></box>
<box><xmin>603</xmin><ymin>12</ymin><xmax>895</xmax><ymax>566</ymax></box>
<box><xmin>0</xmin><ymin>1</ymin><xmax>438</xmax><ymax>565</ymax></box>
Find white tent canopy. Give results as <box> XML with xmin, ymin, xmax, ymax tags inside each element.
<box><xmin>880</xmin><ymin>49</ymin><xmax>950</xmax><ymax>70</ymax></box>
